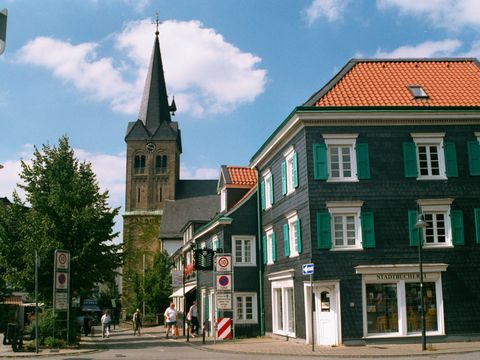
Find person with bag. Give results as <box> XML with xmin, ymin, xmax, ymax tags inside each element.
<box><xmin>101</xmin><ymin>310</ymin><xmax>112</xmax><ymax>338</ymax></box>
<box><xmin>133</xmin><ymin>309</ymin><xmax>142</xmax><ymax>336</ymax></box>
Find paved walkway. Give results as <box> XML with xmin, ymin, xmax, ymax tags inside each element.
<box><xmin>2</xmin><ymin>325</ymin><xmax>480</xmax><ymax>358</ymax></box>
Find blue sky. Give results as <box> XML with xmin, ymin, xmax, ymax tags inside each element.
<box><xmin>1</xmin><ymin>0</ymin><xmax>480</xmax><ymax>241</ymax></box>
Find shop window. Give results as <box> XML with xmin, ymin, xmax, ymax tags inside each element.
<box><xmin>406</xmin><ymin>283</ymin><xmax>438</xmax><ymax>332</ymax></box>
<box><xmin>366</xmin><ymin>284</ymin><xmax>398</xmax><ymax>334</ymax></box>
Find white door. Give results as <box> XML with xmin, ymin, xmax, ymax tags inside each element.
<box><xmin>315</xmin><ymin>288</ymin><xmax>338</xmax><ymax>346</ymax></box>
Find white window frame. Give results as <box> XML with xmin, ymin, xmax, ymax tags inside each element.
<box><xmin>212</xmin><ymin>235</ymin><xmax>218</xmax><ymax>251</ymax></box>
<box><xmin>323</xmin><ymin>134</ymin><xmax>358</xmax><ymax>182</ymax></box>
<box><xmin>418</xmin><ymin>199</ymin><xmax>454</xmax><ymax>248</ymax></box>
<box><xmin>271</xmin><ymin>279</ymin><xmax>296</xmax><ymax>337</ymax></box>
<box><xmin>234</xmin><ymin>292</ymin><xmax>258</xmax><ymax>324</ymax></box>
<box><xmin>411</xmin><ymin>133</ymin><xmax>447</xmax><ymax>180</ymax></box>
<box><xmin>327</xmin><ymin>201</ymin><xmax>364</xmax><ymax>250</ymax></box>
<box><xmin>263</xmin><ymin>169</ymin><xmax>273</xmax><ymax>209</ymax></box>
<box><xmin>356</xmin><ymin>264</ymin><xmax>447</xmax><ymax>338</ymax></box>
<box><xmin>233</xmin><ymin>235</ymin><xmax>256</xmax><ymax>266</ymax></box>
<box><xmin>284</xmin><ymin>146</ymin><xmax>296</xmax><ymax>195</ymax></box>
<box><xmin>286</xmin><ymin>211</ymin><xmax>299</xmax><ymax>258</ymax></box>
<box><xmin>220</xmin><ymin>188</ymin><xmax>227</xmax><ymax>212</ymax></box>
<box><xmin>265</xmin><ymin>226</ymin><xmax>274</xmax><ymax>265</ymax></box>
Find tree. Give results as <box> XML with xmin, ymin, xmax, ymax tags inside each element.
<box><xmin>0</xmin><ymin>135</ymin><xmax>121</xmax><ymax>302</ymax></box>
<box><xmin>143</xmin><ymin>250</ymin><xmax>172</xmax><ymax>315</ymax></box>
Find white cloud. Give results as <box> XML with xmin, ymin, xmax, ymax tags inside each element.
<box><xmin>304</xmin><ymin>0</ymin><xmax>350</xmax><ymax>25</ymax></box>
<box><xmin>16</xmin><ymin>18</ymin><xmax>267</xmax><ymax>118</ymax></box>
<box><xmin>124</xmin><ymin>0</ymin><xmax>150</xmax><ymax>13</ymax></box>
<box><xmin>374</xmin><ymin>39</ymin><xmax>462</xmax><ymax>58</ymax></box>
<box><xmin>180</xmin><ymin>164</ymin><xmax>218</xmax><ymax>180</ymax></box>
<box><xmin>378</xmin><ymin>0</ymin><xmax>480</xmax><ymax>30</ymax></box>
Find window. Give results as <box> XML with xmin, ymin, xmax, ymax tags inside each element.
<box><xmin>262</xmin><ymin>170</ymin><xmax>274</xmax><ymax>210</ymax></box>
<box><xmin>313</xmin><ymin>134</ymin><xmax>370</xmax><ymax>181</ymax></box>
<box><xmin>281</xmin><ymin>147</ymin><xmax>298</xmax><ymax>196</ymax></box>
<box><xmin>283</xmin><ymin>212</ymin><xmax>301</xmax><ymax>257</ymax></box>
<box><xmin>317</xmin><ymin>201</ymin><xmax>375</xmax><ymax>250</ymax></box>
<box><xmin>406</xmin><ymin>283</ymin><xmax>438</xmax><ymax>332</ymax></box>
<box><xmin>408</xmin><ymin>199</ymin><xmax>463</xmax><ymax>248</ymax></box>
<box><xmin>212</xmin><ymin>236</ymin><xmax>219</xmax><ymax>251</ymax></box>
<box><xmin>366</xmin><ymin>284</ymin><xmax>398</xmax><ymax>334</ymax></box>
<box><xmin>272</xmin><ymin>280</ymin><xmax>295</xmax><ymax>336</ymax></box>
<box><xmin>220</xmin><ymin>188</ymin><xmax>227</xmax><ymax>212</ymax></box>
<box><xmin>155</xmin><ymin>154</ymin><xmax>167</xmax><ymax>174</ymax></box>
<box><xmin>329</xmin><ymin>201</ymin><xmax>362</xmax><ymax>250</ymax></box>
<box><xmin>403</xmin><ymin>133</ymin><xmax>458</xmax><ymax>179</ymax></box>
<box><xmin>234</xmin><ymin>236</ymin><xmax>256</xmax><ymax>266</ymax></box>
<box><xmin>263</xmin><ymin>227</ymin><xmax>276</xmax><ymax>265</ymax></box>
<box><xmin>134</xmin><ymin>154</ymin><xmax>146</xmax><ymax>174</ymax></box>
<box><xmin>467</xmin><ymin>132</ymin><xmax>480</xmax><ymax>176</ymax></box>
<box><xmin>408</xmin><ymin>85</ymin><xmax>428</xmax><ymax>99</ymax></box>
<box><xmin>235</xmin><ymin>293</ymin><xmax>257</xmax><ymax>324</ymax></box>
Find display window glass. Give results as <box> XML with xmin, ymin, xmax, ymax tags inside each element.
<box><xmin>366</xmin><ymin>284</ymin><xmax>398</xmax><ymax>334</ymax></box>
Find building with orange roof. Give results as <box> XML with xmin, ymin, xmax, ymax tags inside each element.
<box><xmin>250</xmin><ymin>58</ymin><xmax>480</xmax><ymax>346</ymax></box>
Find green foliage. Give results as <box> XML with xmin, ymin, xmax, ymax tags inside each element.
<box><xmin>0</xmin><ymin>135</ymin><xmax>122</xmax><ymax>302</ymax></box>
<box><xmin>37</xmin><ymin>308</ymin><xmax>55</xmax><ymax>342</ymax></box>
<box><xmin>44</xmin><ymin>336</ymin><xmax>65</xmax><ymax>348</ymax></box>
<box><xmin>144</xmin><ymin>250</ymin><xmax>172</xmax><ymax>315</ymax></box>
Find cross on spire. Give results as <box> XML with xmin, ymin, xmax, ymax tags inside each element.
<box><xmin>153</xmin><ymin>11</ymin><xmax>161</xmax><ymax>36</ymax></box>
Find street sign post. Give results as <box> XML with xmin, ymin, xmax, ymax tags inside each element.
<box><xmin>302</xmin><ymin>263</ymin><xmax>314</xmax><ymax>275</ymax></box>
<box><xmin>303</xmin><ymin>263</ymin><xmax>315</xmax><ymax>351</ymax></box>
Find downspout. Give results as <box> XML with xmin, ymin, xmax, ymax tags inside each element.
<box><xmin>255</xmin><ymin>167</ymin><xmax>265</xmax><ymax>336</ymax></box>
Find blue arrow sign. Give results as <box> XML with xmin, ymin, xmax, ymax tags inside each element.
<box><xmin>302</xmin><ymin>263</ymin><xmax>314</xmax><ymax>275</ymax></box>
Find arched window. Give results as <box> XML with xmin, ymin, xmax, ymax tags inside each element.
<box><xmin>134</xmin><ymin>154</ymin><xmax>146</xmax><ymax>174</ymax></box>
<box><xmin>155</xmin><ymin>155</ymin><xmax>167</xmax><ymax>174</ymax></box>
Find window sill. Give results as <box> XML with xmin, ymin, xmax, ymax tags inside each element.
<box><xmin>423</xmin><ymin>244</ymin><xmax>454</xmax><ymax>249</ymax></box>
<box><xmin>326</xmin><ymin>178</ymin><xmax>359</xmax><ymax>183</ymax></box>
<box><xmin>234</xmin><ymin>263</ymin><xmax>257</xmax><ymax>267</ymax></box>
<box><xmin>416</xmin><ymin>176</ymin><xmax>448</xmax><ymax>181</ymax></box>
<box><xmin>235</xmin><ymin>320</ymin><xmax>258</xmax><ymax>325</ymax></box>
<box><xmin>331</xmin><ymin>247</ymin><xmax>363</xmax><ymax>251</ymax></box>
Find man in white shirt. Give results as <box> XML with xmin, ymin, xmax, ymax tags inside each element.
<box><xmin>164</xmin><ymin>303</ymin><xmax>178</xmax><ymax>339</ymax></box>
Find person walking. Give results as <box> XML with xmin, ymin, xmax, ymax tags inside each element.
<box><xmin>83</xmin><ymin>314</ymin><xmax>92</xmax><ymax>337</ymax></box>
<box><xmin>164</xmin><ymin>303</ymin><xmax>178</xmax><ymax>339</ymax></box>
<box><xmin>101</xmin><ymin>310</ymin><xmax>112</xmax><ymax>338</ymax></box>
<box><xmin>187</xmin><ymin>301</ymin><xmax>199</xmax><ymax>337</ymax></box>
<box><xmin>133</xmin><ymin>309</ymin><xmax>142</xmax><ymax>336</ymax></box>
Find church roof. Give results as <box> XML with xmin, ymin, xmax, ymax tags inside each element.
<box><xmin>305</xmin><ymin>58</ymin><xmax>480</xmax><ymax>107</ymax></box>
<box><xmin>160</xmin><ymin>180</ymin><xmax>219</xmax><ymax>239</ymax></box>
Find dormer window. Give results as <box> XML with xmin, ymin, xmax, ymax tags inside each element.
<box><xmin>408</xmin><ymin>85</ymin><xmax>428</xmax><ymax>99</ymax></box>
<box><xmin>220</xmin><ymin>188</ymin><xmax>227</xmax><ymax>212</ymax></box>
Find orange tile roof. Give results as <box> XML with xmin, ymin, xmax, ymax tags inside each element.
<box><xmin>312</xmin><ymin>59</ymin><xmax>480</xmax><ymax>107</ymax></box>
<box><xmin>227</xmin><ymin>166</ymin><xmax>257</xmax><ymax>186</ymax></box>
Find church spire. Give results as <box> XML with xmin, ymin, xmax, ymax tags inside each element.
<box><xmin>137</xmin><ymin>18</ymin><xmax>172</xmax><ymax>135</ymax></box>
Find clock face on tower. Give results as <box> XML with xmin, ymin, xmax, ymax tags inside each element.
<box><xmin>146</xmin><ymin>142</ymin><xmax>156</xmax><ymax>152</ymax></box>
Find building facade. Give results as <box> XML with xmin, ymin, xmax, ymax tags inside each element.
<box><xmin>250</xmin><ymin>59</ymin><xmax>480</xmax><ymax>345</ymax></box>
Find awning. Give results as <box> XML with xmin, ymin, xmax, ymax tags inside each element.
<box><xmin>169</xmin><ymin>284</ymin><xmax>196</xmax><ymax>298</ymax></box>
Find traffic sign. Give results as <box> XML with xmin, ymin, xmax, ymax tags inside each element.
<box><xmin>216</xmin><ymin>255</ymin><xmax>231</xmax><ymax>272</ymax></box>
<box><xmin>56</xmin><ymin>272</ymin><xmax>68</xmax><ymax>289</ymax></box>
<box><xmin>55</xmin><ymin>250</ymin><xmax>69</xmax><ymax>270</ymax></box>
<box><xmin>216</xmin><ymin>274</ymin><xmax>232</xmax><ymax>290</ymax></box>
<box><xmin>55</xmin><ymin>292</ymin><xmax>68</xmax><ymax>310</ymax></box>
<box><xmin>216</xmin><ymin>292</ymin><xmax>232</xmax><ymax>310</ymax></box>
<box><xmin>302</xmin><ymin>263</ymin><xmax>314</xmax><ymax>275</ymax></box>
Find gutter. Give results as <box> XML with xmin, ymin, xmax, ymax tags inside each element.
<box><xmin>255</xmin><ymin>167</ymin><xmax>265</xmax><ymax>336</ymax></box>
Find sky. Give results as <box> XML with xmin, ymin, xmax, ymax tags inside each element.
<box><xmin>1</xmin><ymin>0</ymin><xmax>480</xmax><ymax>242</ymax></box>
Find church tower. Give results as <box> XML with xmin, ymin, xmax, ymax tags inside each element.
<box><xmin>122</xmin><ymin>26</ymin><xmax>181</xmax><ymax>310</ymax></box>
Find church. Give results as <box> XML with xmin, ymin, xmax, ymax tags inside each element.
<box><xmin>121</xmin><ymin>27</ymin><xmax>218</xmax><ymax>310</ymax></box>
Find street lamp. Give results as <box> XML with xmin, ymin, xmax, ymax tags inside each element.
<box><xmin>415</xmin><ymin>213</ymin><xmax>429</xmax><ymax>351</ymax></box>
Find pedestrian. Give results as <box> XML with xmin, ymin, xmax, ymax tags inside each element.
<box><xmin>164</xmin><ymin>303</ymin><xmax>178</xmax><ymax>339</ymax></box>
<box><xmin>187</xmin><ymin>301</ymin><xmax>199</xmax><ymax>337</ymax></box>
<box><xmin>101</xmin><ymin>310</ymin><xmax>112</xmax><ymax>338</ymax></box>
<box><xmin>133</xmin><ymin>309</ymin><xmax>142</xmax><ymax>336</ymax></box>
<box><xmin>83</xmin><ymin>314</ymin><xmax>92</xmax><ymax>337</ymax></box>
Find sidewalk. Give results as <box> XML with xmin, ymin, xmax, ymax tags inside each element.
<box><xmin>2</xmin><ymin>324</ymin><xmax>480</xmax><ymax>358</ymax></box>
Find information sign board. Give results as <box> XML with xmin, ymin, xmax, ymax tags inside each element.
<box><xmin>216</xmin><ymin>292</ymin><xmax>232</xmax><ymax>310</ymax></box>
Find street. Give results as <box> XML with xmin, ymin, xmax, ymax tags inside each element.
<box><xmin>5</xmin><ymin>326</ymin><xmax>480</xmax><ymax>360</ymax></box>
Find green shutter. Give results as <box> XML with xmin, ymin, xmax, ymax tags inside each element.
<box><xmin>296</xmin><ymin>218</ymin><xmax>302</xmax><ymax>254</ymax></box>
<box><xmin>293</xmin><ymin>151</ymin><xmax>299</xmax><ymax>188</ymax></box>
<box><xmin>260</xmin><ymin>180</ymin><xmax>265</xmax><ymax>210</ymax></box>
<box><xmin>408</xmin><ymin>210</ymin><xmax>419</xmax><ymax>246</ymax></box>
<box><xmin>281</xmin><ymin>161</ymin><xmax>287</xmax><ymax>195</ymax></box>
<box><xmin>403</xmin><ymin>142</ymin><xmax>418</xmax><ymax>178</ymax></box>
<box><xmin>215</xmin><ymin>238</ymin><xmax>220</xmax><ymax>250</ymax></box>
<box><xmin>356</xmin><ymin>143</ymin><xmax>371</xmax><ymax>179</ymax></box>
<box><xmin>316</xmin><ymin>212</ymin><xmax>332</xmax><ymax>249</ymax></box>
<box><xmin>283</xmin><ymin>223</ymin><xmax>290</xmax><ymax>257</ymax></box>
<box><xmin>444</xmin><ymin>142</ymin><xmax>458</xmax><ymax>177</ymax></box>
<box><xmin>313</xmin><ymin>143</ymin><xmax>328</xmax><ymax>180</ymax></box>
<box><xmin>451</xmin><ymin>210</ymin><xmax>464</xmax><ymax>246</ymax></box>
<box><xmin>361</xmin><ymin>212</ymin><xmax>375</xmax><ymax>248</ymax></box>
<box><xmin>269</xmin><ymin>174</ymin><xmax>274</xmax><ymax>205</ymax></box>
<box><xmin>475</xmin><ymin>208</ymin><xmax>480</xmax><ymax>244</ymax></box>
<box><xmin>272</xmin><ymin>231</ymin><xmax>277</xmax><ymax>262</ymax></box>
<box><xmin>467</xmin><ymin>141</ymin><xmax>480</xmax><ymax>175</ymax></box>
<box><xmin>262</xmin><ymin>235</ymin><xmax>267</xmax><ymax>265</ymax></box>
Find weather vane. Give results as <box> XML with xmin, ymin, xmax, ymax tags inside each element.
<box><xmin>153</xmin><ymin>11</ymin><xmax>161</xmax><ymax>35</ymax></box>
